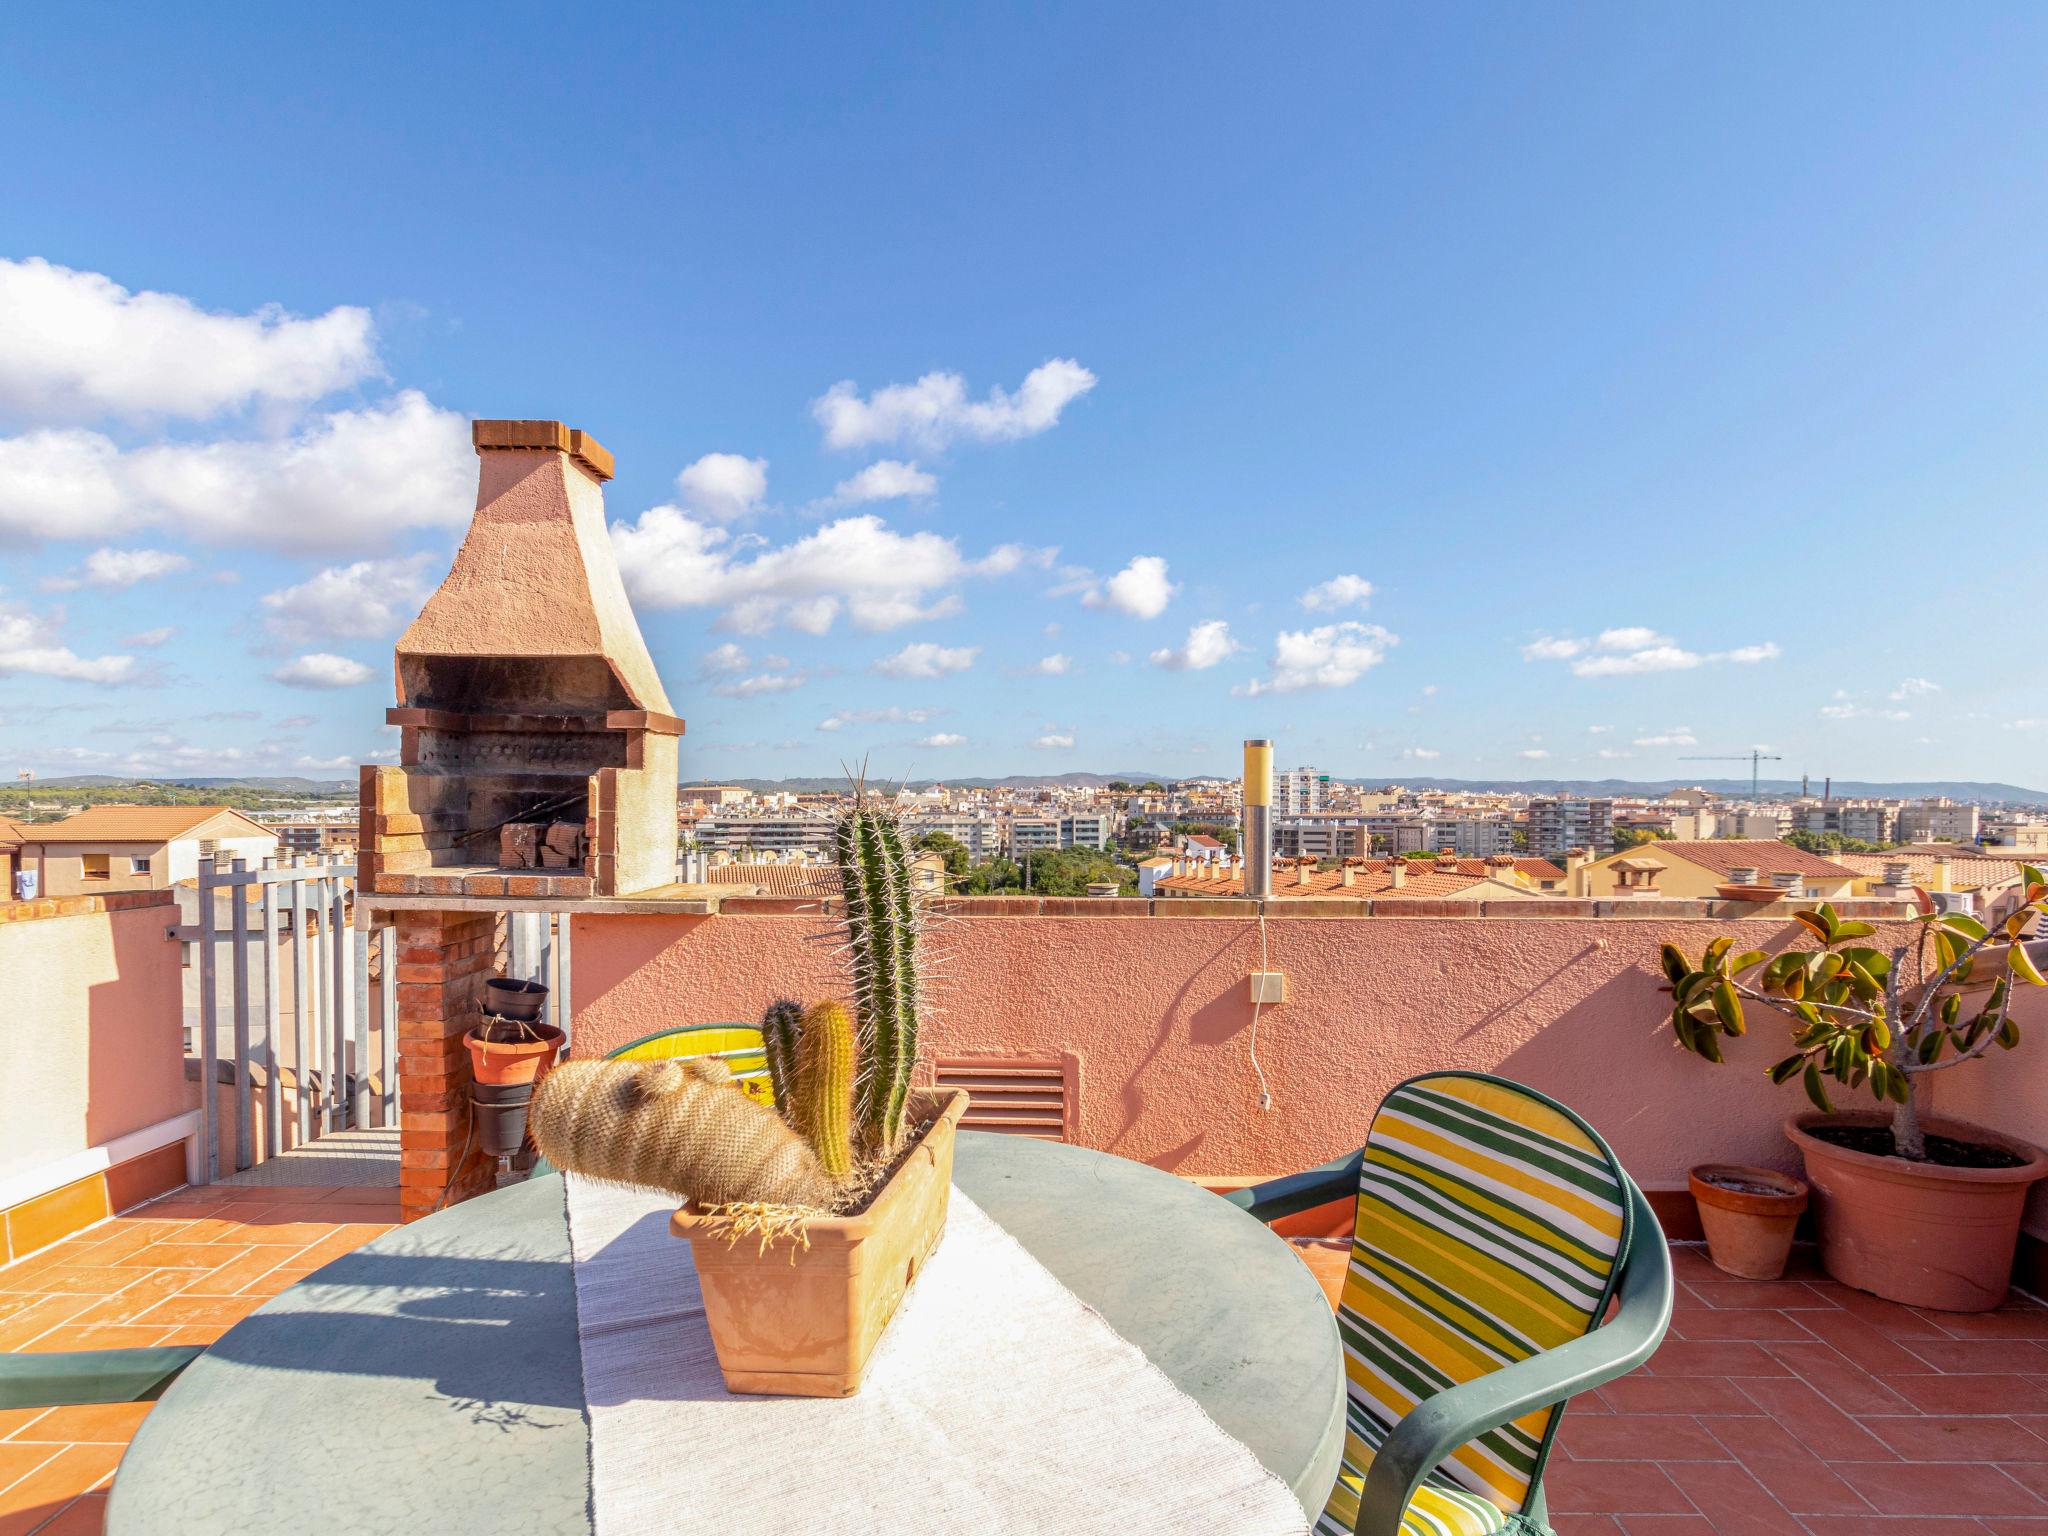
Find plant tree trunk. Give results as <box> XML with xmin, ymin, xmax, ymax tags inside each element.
<box><xmin>1891</xmin><ymin>1072</ymin><xmax>1928</xmax><ymax>1161</ymax></box>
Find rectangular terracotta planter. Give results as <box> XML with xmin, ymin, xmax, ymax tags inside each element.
<box><xmin>670</xmin><ymin>1089</ymin><xmax>969</xmax><ymax>1397</ymax></box>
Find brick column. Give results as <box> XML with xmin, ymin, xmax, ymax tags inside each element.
<box><xmin>395</xmin><ymin>908</ymin><xmax>499</xmax><ymax>1222</ymax></box>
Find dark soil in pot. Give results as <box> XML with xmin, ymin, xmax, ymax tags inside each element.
<box><xmin>1804</xmin><ymin>1124</ymin><xmax>2027</xmax><ymax>1170</ymax></box>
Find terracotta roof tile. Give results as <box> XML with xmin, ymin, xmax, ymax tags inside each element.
<box><xmin>25</xmin><ymin>806</ymin><xmax>268</xmax><ymax>844</ymax></box>
<box><xmin>1831</xmin><ymin>852</ymin><xmax>2034</xmax><ymax>893</ymax></box>
<box><xmin>1653</xmin><ymin>839</ymin><xmax>1859</xmax><ymax>881</ymax></box>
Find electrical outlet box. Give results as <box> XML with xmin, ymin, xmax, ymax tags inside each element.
<box><xmin>1248</xmin><ymin>971</ymin><xmax>1287</xmax><ymax>1005</ymax></box>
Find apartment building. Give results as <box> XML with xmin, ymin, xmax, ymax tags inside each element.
<box><xmin>1523</xmin><ymin>798</ymin><xmax>1615</xmax><ymax>859</ymax></box>
<box><xmin>691</xmin><ymin>813</ymin><xmax>836</xmax><ymax>859</ymax></box>
<box><xmin>1006</xmin><ymin>813</ymin><xmax>1112</xmax><ymax>856</ymax></box>
<box><xmin>1789</xmin><ymin>801</ymin><xmax>1900</xmax><ymax>844</ymax></box>
<box><xmin>901</xmin><ymin>814</ymin><xmax>1002</xmax><ymax>859</ymax></box>
<box><xmin>1898</xmin><ymin>800</ymin><xmax>1981</xmax><ymax>844</ymax></box>
<box><xmin>1276</xmin><ymin>767</ymin><xmax>1327</xmax><ymax>816</ymax></box>
<box><xmin>11</xmin><ymin>806</ymin><xmax>278</xmax><ymax>898</ymax></box>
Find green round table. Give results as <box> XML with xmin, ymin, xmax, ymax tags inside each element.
<box><xmin>109</xmin><ymin>1135</ymin><xmax>1345</xmax><ymax>1533</ymax></box>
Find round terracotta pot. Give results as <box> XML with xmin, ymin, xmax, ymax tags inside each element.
<box><xmin>1785</xmin><ymin>1111</ymin><xmax>2048</xmax><ymax>1312</ymax></box>
<box><xmin>1689</xmin><ymin>1164</ymin><xmax>1808</xmax><ymax>1280</ymax></box>
<box><xmin>465</xmin><ymin>1021</ymin><xmax>564</xmax><ymax>1087</ymax></box>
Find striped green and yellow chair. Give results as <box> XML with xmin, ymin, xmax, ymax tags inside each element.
<box><xmin>1224</xmin><ymin>1071</ymin><xmax>1672</xmax><ymax>1536</ymax></box>
<box><xmin>604</xmin><ymin>1023</ymin><xmax>775</xmax><ymax>1107</ymax></box>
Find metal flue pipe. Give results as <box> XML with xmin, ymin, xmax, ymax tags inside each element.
<box><xmin>1243</xmin><ymin>739</ymin><xmax>1273</xmax><ymax>901</ymax></box>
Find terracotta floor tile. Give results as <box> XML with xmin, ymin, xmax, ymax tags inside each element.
<box><xmin>1670</xmin><ymin>1309</ymin><xmax>1816</xmax><ymax>1342</ymax></box>
<box><xmin>1660</xmin><ymin>1460</ymin><xmax>1806</xmax><ymax>1532</ymax></box>
<box><xmin>134</xmin><ymin>1292</ymin><xmax>262</xmax><ymax>1329</ymax></box>
<box><xmin>1795</xmin><ymin>1309</ymin><xmax>1945</xmax><ymax>1376</ymax></box>
<box><xmin>1737</xmin><ymin>1375</ymin><xmax>1901</xmax><ymax>1461</ymax></box>
<box><xmin>0</xmin><ymin>1267</ymin><xmax>137</xmax><ymax>1298</ymax></box>
<box><xmin>1647</xmin><ymin>1340</ymin><xmax>1792</xmax><ymax>1378</ymax></box>
<box><xmin>1815</xmin><ymin>1286</ymin><xmax>1954</xmax><ymax>1340</ymax></box>
<box><xmin>33</xmin><ymin>1492</ymin><xmax>107</xmax><ymax>1535</ymax></box>
<box><xmin>1769</xmin><ymin>1340</ymin><xmax>1919</xmax><ymax>1413</ymax></box>
<box><xmin>173</xmin><ymin>1245</ymin><xmax>308</xmax><ymax>1297</ymax></box>
<box><xmin>1935</xmin><ymin>1310</ymin><xmax>2048</xmax><ymax>1342</ymax></box>
<box><xmin>1602</xmin><ymin>1376</ymin><xmax>1766</xmax><ymax>1416</ymax></box>
<box><xmin>1560</xmin><ymin>1416</ymin><xmax>1725</xmax><ymax>1462</ymax></box>
<box><xmin>1688</xmin><ymin>1280</ymin><xmax>1839</xmax><ymax>1311</ymax></box>
<box><xmin>1741</xmin><ymin>1454</ymin><xmax>1875</xmax><ymax>1516</ymax></box>
<box><xmin>8</xmin><ymin>1401</ymin><xmax>152</xmax><ymax>1445</ymax></box>
<box><xmin>1877</xmin><ymin>1374</ymin><xmax>2048</xmax><ymax>1417</ymax></box>
<box><xmin>1862</xmin><ymin>1415</ymin><xmax>2048</xmax><ymax>1462</ymax></box>
<box><xmin>66</xmin><ymin>1269</ymin><xmax>199</xmax><ymax>1326</ymax></box>
<box><xmin>1699</xmin><ymin>1415</ymin><xmax>1826</xmax><ymax>1464</ymax></box>
<box><xmin>1801</xmin><ymin>1520</ymin><xmax>1995</xmax><ymax>1535</ymax></box>
<box><xmin>1614</xmin><ymin>1519</ymin><xmax>1721</xmax><ymax>1534</ymax></box>
<box><xmin>194</xmin><ymin>1219</ymin><xmax>338</xmax><ymax>1247</ymax></box>
<box><xmin>151</xmin><ymin>1323</ymin><xmax>234</xmax><ymax>1347</ymax></box>
<box><xmin>0</xmin><ymin>1411</ymin><xmax>45</xmax><ymax>1444</ymax></box>
<box><xmin>17</xmin><ymin>1324</ymin><xmax>169</xmax><ymax>1353</ymax></box>
<box><xmin>1834</xmin><ymin>1461</ymin><xmax>2046</xmax><ymax>1517</ymax></box>
<box><xmin>0</xmin><ymin>1444</ymin><xmax>123</xmax><ymax>1531</ymax></box>
<box><xmin>0</xmin><ymin>1297</ymin><xmax>92</xmax><ymax>1352</ymax></box>
<box><xmin>1907</xmin><ymin>1339</ymin><xmax>2048</xmax><ymax>1375</ymax></box>
<box><xmin>0</xmin><ymin>1443</ymin><xmax>57</xmax><ymax>1495</ymax></box>
<box><xmin>1543</xmin><ymin>1460</ymin><xmax>1696</xmax><ymax>1515</ymax></box>
<box><xmin>113</xmin><ymin>1243</ymin><xmax>232</xmax><ymax>1271</ymax></box>
<box><xmin>284</xmin><ymin>1225</ymin><xmax>396</xmax><ymax>1270</ymax></box>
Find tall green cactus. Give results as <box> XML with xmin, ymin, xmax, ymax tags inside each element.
<box><xmin>834</xmin><ymin>794</ymin><xmax>923</xmax><ymax>1154</ymax></box>
<box><xmin>795</xmin><ymin>1001</ymin><xmax>856</xmax><ymax>1177</ymax></box>
<box><xmin>760</xmin><ymin>997</ymin><xmax>804</xmax><ymax>1117</ymax></box>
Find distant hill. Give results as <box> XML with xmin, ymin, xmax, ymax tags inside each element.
<box><xmin>686</xmin><ymin>773</ymin><xmax>2048</xmax><ymax>805</ymax></box>
<box><xmin>21</xmin><ymin>775</ymin><xmax>355</xmax><ymax>793</ymax></box>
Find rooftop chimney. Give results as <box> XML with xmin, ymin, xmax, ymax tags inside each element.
<box><xmin>1387</xmin><ymin>860</ymin><xmax>1407</xmax><ymax>890</ymax></box>
<box><xmin>362</xmin><ymin>420</ymin><xmax>683</xmax><ymax>900</ymax></box>
<box><xmin>1932</xmin><ymin>855</ymin><xmax>1952</xmax><ymax>893</ymax></box>
<box><xmin>1883</xmin><ymin>859</ymin><xmax>1912</xmax><ymax>887</ymax></box>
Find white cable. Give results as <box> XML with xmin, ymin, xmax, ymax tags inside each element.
<box><xmin>1247</xmin><ymin>907</ymin><xmax>1274</xmax><ymax>1112</ymax></box>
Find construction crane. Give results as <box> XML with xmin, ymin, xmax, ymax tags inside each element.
<box><xmin>1680</xmin><ymin>750</ymin><xmax>1784</xmax><ymax>801</ymax></box>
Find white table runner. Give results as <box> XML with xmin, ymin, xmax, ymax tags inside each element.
<box><xmin>565</xmin><ymin>1173</ymin><xmax>1310</xmax><ymax>1534</ymax></box>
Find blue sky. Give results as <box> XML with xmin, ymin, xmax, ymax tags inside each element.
<box><xmin>2</xmin><ymin>4</ymin><xmax>2044</xmax><ymax>787</ymax></box>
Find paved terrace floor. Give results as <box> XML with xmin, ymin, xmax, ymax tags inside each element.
<box><xmin>5</xmin><ymin>1194</ymin><xmax>2048</xmax><ymax>1534</ymax></box>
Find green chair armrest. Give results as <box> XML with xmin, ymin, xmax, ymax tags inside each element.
<box><xmin>1218</xmin><ymin>1149</ymin><xmax>1363</xmax><ymax>1224</ymax></box>
<box><xmin>1353</xmin><ymin>1177</ymin><xmax>1673</xmax><ymax>1535</ymax></box>
<box><xmin>0</xmin><ymin>1346</ymin><xmax>205</xmax><ymax>1411</ymax></box>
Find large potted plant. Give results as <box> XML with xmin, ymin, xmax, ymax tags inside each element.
<box><xmin>1662</xmin><ymin>870</ymin><xmax>2048</xmax><ymax>1310</ymax></box>
<box><xmin>532</xmin><ymin>788</ymin><xmax>967</xmax><ymax>1394</ymax></box>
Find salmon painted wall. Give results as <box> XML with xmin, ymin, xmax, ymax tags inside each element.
<box><xmin>1</xmin><ymin>901</ymin><xmax>186</xmax><ymax>1181</ymax></box>
<box><xmin>569</xmin><ymin>910</ymin><xmax>1929</xmax><ymax>1192</ymax></box>
<box><xmin>1930</xmin><ymin>975</ymin><xmax>2048</xmax><ymax>1237</ymax></box>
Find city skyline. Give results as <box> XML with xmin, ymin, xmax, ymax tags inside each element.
<box><xmin>3</xmin><ymin>7</ymin><xmax>2046</xmax><ymax>785</ymax></box>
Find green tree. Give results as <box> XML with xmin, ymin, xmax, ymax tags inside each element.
<box><xmin>913</xmin><ymin>831</ymin><xmax>971</xmax><ymax>881</ymax></box>
<box><xmin>1612</xmin><ymin>827</ymin><xmax>1674</xmax><ymax>855</ymax></box>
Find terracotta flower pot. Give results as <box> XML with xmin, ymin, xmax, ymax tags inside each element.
<box><xmin>1688</xmin><ymin>1164</ymin><xmax>1808</xmax><ymax>1280</ymax></box>
<box><xmin>671</xmin><ymin>1089</ymin><xmax>970</xmax><ymax>1397</ymax></box>
<box><xmin>1786</xmin><ymin>1111</ymin><xmax>2048</xmax><ymax>1312</ymax></box>
<box><xmin>1715</xmin><ymin>883</ymin><xmax>1784</xmax><ymax>902</ymax></box>
<box><xmin>465</xmin><ymin>1021</ymin><xmax>564</xmax><ymax>1087</ymax></box>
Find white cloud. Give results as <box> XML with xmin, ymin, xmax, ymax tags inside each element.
<box><xmin>1108</xmin><ymin>650</ymin><xmax>1131</xmax><ymax>665</ymax></box>
<box><xmin>124</xmin><ymin>625</ymin><xmax>176</xmax><ymax>647</ymax></box>
<box><xmin>700</xmin><ymin>642</ymin><xmax>752</xmax><ymax>674</ymax></box>
<box><xmin>1891</xmin><ymin>677</ymin><xmax>1942</xmax><ymax>700</ymax></box>
<box><xmin>823</xmin><ymin>459</ymin><xmax>937</xmax><ymax>507</ymax></box>
<box><xmin>1820</xmin><ymin>702</ymin><xmax>1911</xmax><ymax>722</ymax></box>
<box><xmin>1596</xmin><ymin>748</ymin><xmax>1633</xmax><ymax>760</ymax></box>
<box><xmin>1517</xmin><ymin>748</ymin><xmax>1551</xmax><ymax>760</ymax></box>
<box><xmin>714</xmin><ymin>671</ymin><xmax>806</xmax><ymax>699</ymax></box>
<box><xmin>1032</xmin><ymin>653</ymin><xmax>1073</xmax><ymax>676</ymax></box>
<box><xmin>260</xmin><ymin>554</ymin><xmax>435</xmax><ymax>646</ymax></box>
<box><xmin>1238</xmin><ymin>621</ymin><xmax>1397</xmax><ymax>696</ymax></box>
<box><xmin>0</xmin><ymin>601</ymin><xmax>134</xmax><ymax>683</ymax></box>
<box><xmin>611</xmin><ymin>508</ymin><xmax>1030</xmax><ymax>634</ymax></box>
<box><xmin>1299</xmin><ymin>574</ymin><xmax>1374</xmax><ymax>612</ymax></box>
<box><xmin>1033</xmin><ymin>731</ymin><xmax>1076</xmax><ymax>750</ymax></box>
<box><xmin>1149</xmin><ymin>619</ymin><xmax>1240</xmax><ymax>671</ymax></box>
<box><xmin>1632</xmin><ymin>728</ymin><xmax>1698</xmax><ymax>747</ymax></box>
<box><xmin>1401</xmin><ymin>747</ymin><xmax>1440</xmax><ymax>761</ymax></box>
<box><xmin>42</xmin><ymin>546</ymin><xmax>191</xmax><ymax>591</ymax></box>
<box><xmin>818</xmin><ymin>706</ymin><xmax>938</xmax><ymax>732</ymax></box>
<box><xmin>0</xmin><ymin>390</ymin><xmax>472</xmax><ymax>551</ymax></box>
<box><xmin>675</xmin><ymin>453</ymin><xmax>768</xmax><ymax>521</ymax></box>
<box><xmin>0</xmin><ymin>257</ymin><xmax>378</xmax><ymax>424</ymax></box>
<box><xmin>812</xmin><ymin>359</ymin><xmax>1096</xmax><ymax>452</ymax></box>
<box><xmin>1523</xmin><ymin>627</ymin><xmax>1782</xmax><ymax>678</ymax></box>
<box><xmin>272</xmin><ymin>652</ymin><xmax>373</xmax><ymax>689</ymax></box>
<box><xmin>918</xmin><ymin>733</ymin><xmax>966</xmax><ymax>747</ymax></box>
<box><xmin>1587</xmin><ymin>724</ymin><xmax>1612</xmax><ymax>734</ymax></box>
<box><xmin>873</xmin><ymin>642</ymin><xmax>977</xmax><ymax>678</ymax></box>
<box><xmin>1080</xmin><ymin>555</ymin><xmax>1175</xmax><ymax>619</ymax></box>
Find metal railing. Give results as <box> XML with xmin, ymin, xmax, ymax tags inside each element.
<box><xmin>189</xmin><ymin>853</ymin><xmax>396</xmax><ymax>1184</ymax></box>
<box><xmin>184</xmin><ymin>856</ymin><xmax>577</xmax><ymax>1184</ymax></box>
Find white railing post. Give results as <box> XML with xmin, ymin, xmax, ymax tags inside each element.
<box><xmin>291</xmin><ymin>855</ymin><xmax>311</xmax><ymax>1148</ymax></box>
<box><xmin>261</xmin><ymin>854</ymin><xmax>281</xmax><ymax>1162</ymax></box>
<box><xmin>196</xmin><ymin>855</ymin><xmax>218</xmax><ymax>1184</ymax></box>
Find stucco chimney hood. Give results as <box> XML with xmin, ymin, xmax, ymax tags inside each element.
<box><xmin>360</xmin><ymin>420</ymin><xmax>683</xmax><ymax>900</ymax></box>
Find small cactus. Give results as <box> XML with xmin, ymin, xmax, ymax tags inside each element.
<box><xmin>760</xmin><ymin>997</ymin><xmax>804</xmax><ymax>1116</ymax></box>
<box><xmin>794</xmin><ymin>1001</ymin><xmax>856</xmax><ymax>1177</ymax></box>
<box><xmin>530</xmin><ymin>1057</ymin><xmax>840</xmax><ymax>1208</ymax></box>
<box><xmin>834</xmin><ymin>792</ymin><xmax>925</xmax><ymax>1154</ymax></box>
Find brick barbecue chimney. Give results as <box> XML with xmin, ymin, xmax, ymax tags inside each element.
<box><xmin>360</xmin><ymin>420</ymin><xmax>683</xmax><ymax>900</ymax></box>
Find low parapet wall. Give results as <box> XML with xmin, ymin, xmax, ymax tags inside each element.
<box><xmin>566</xmin><ymin>900</ymin><xmax>1927</xmax><ymax>1194</ymax></box>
